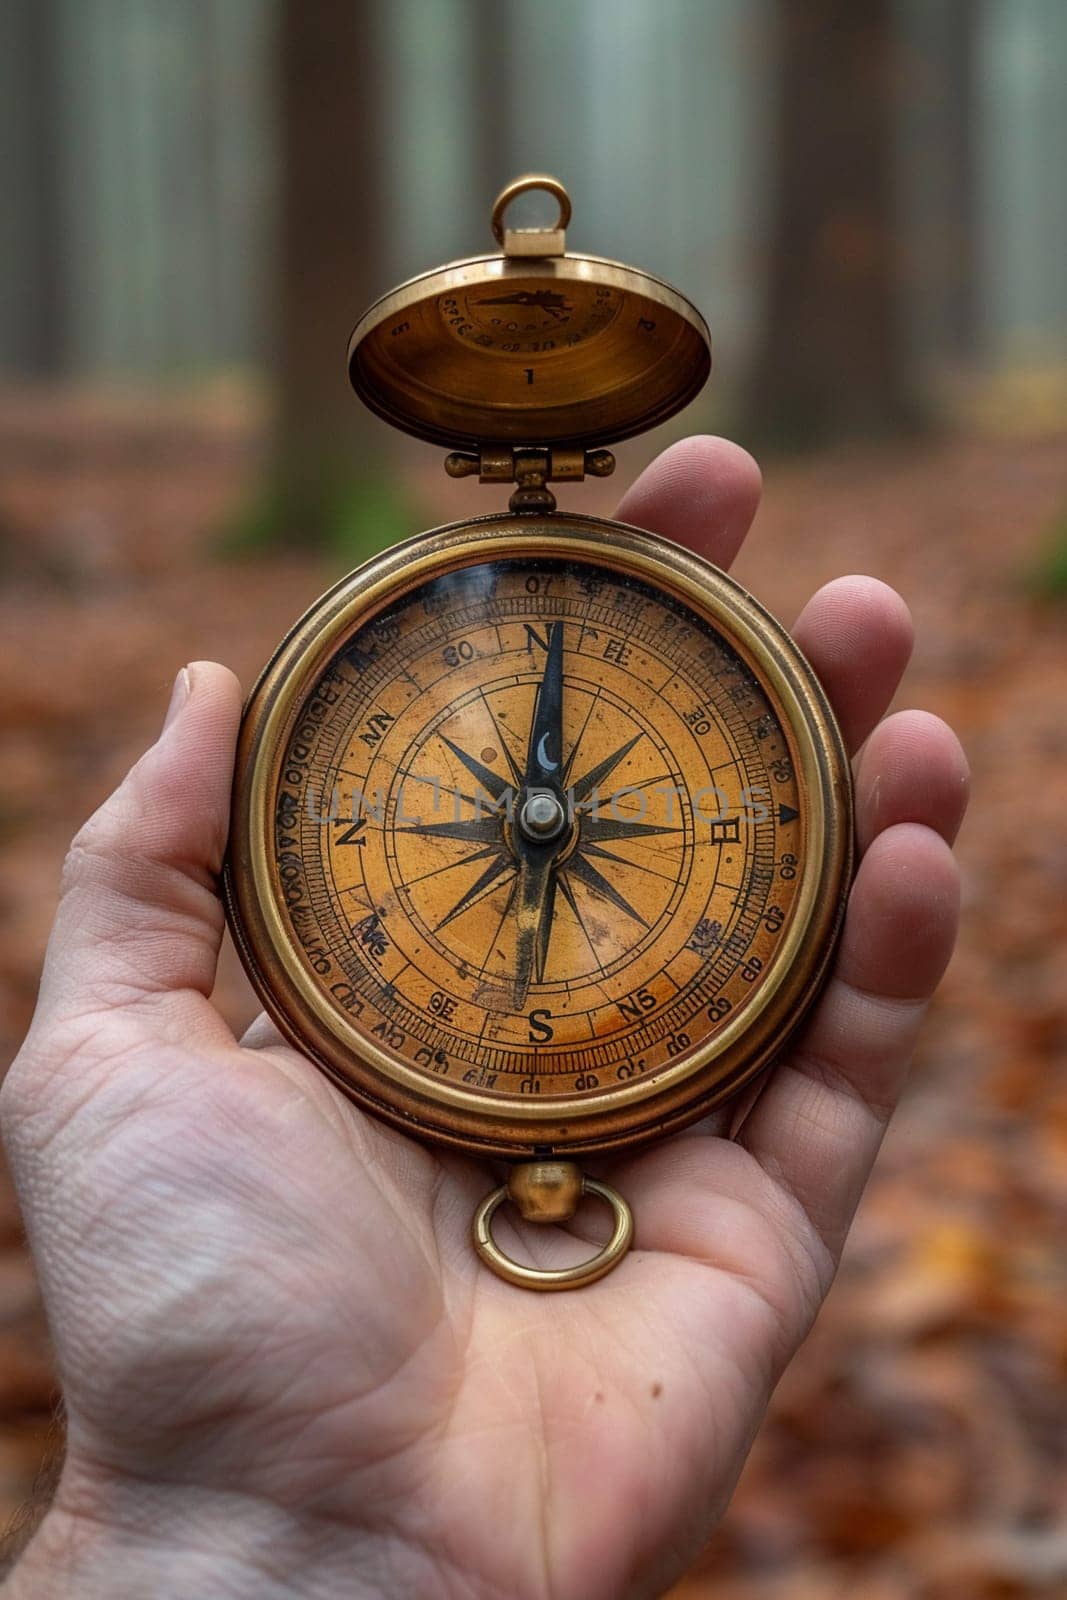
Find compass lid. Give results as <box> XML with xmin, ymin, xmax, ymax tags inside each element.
<box><xmin>347</xmin><ymin>176</ymin><xmax>712</xmax><ymax>453</ymax></box>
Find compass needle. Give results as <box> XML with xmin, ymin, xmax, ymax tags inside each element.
<box><xmin>523</xmin><ymin>621</ymin><xmax>565</xmax><ymax>786</ymax></box>
<box><xmin>535</xmin><ymin>873</ymin><xmax>559</xmax><ymax>985</ymax></box>
<box><xmin>511</xmin><ymin>853</ymin><xmax>558</xmax><ymax>1010</ymax></box>
<box><xmin>226</xmin><ymin>175</ymin><xmax>852</xmax><ymax>1289</ymax></box>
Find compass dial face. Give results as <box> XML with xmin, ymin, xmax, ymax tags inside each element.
<box><xmin>230</xmin><ymin>525</ymin><xmax>851</xmax><ymax>1157</ymax></box>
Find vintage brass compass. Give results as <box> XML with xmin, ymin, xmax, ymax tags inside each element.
<box><xmin>224</xmin><ymin>176</ymin><xmax>853</xmax><ymax>1291</ymax></box>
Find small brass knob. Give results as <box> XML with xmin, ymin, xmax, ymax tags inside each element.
<box><xmin>507</xmin><ymin>1160</ymin><xmax>583</xmax><ymax>1222</ymax></box>
<box><xmin>473</xmin><ymin>1162</ymin><xmax>634</xmax><ymax>1291</ymax></box>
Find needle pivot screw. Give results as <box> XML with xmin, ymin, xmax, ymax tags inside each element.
<box><xmin>518</xmin><ymin>789</ymin><xmax>567</xmax><ymax>842</ymax></box>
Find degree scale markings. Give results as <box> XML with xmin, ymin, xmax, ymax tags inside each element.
<box><xmin>316</xmin><ymin>611</ymin><xmax>767</xmax><ymax>1062</ymax></box>
<box><xmin>303</xmin><ymin>579</ymin><xmax>780</xmax><ymax>1075</ymax></box>
<box><xmin>278</xmin><ymin>558</ymin><xmax>804</xmax><ymax>1093</ymax></box>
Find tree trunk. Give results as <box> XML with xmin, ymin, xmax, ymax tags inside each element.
<box><xmin>277</xmin><ymin>0</ymin><xmax>387</xmax><ymax>507</ymax></box>
<box><xmin>929</xmin><ymin>0</ymin><xmax>978</xmax><ymax>363</ymax></box>
<box><xmin>744</xmin><ymin>0</ymin><xmax>923</xmax><ymax>448</ymax></box>
<box><xmin>7</xmin><ymin>0</ymin><xmax>66</xmax><ymax>374</ymax></box>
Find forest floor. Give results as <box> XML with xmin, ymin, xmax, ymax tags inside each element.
<box><xmin>0</xmin><ymin>391</ymin><xmax>1065</xmax><ymax>1597</ymax></box>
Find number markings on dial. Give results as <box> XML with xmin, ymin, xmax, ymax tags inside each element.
<box><xmin>273</xmin><ymin>560</ymin><xmax>804</xmax><ymax>1096</ymax></box>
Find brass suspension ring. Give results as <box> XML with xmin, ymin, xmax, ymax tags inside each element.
<box><xmin>473</xmin><ymin>1176</ymin><xmax>633</xmax><ymax>1291</ymax></box>
<box><xmin>491</xmin><ymin>174</ymin><xmax>573</xmax><ymax>248</ymax></box>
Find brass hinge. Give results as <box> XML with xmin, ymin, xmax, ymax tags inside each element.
<box><xmin>444</xmin><ymin>446</ymin><xmax>615</xmax><ymax>513</ymax></box>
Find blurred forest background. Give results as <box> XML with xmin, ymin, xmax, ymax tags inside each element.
<box><xmin>1</xmin><ymin>2</ymin><xmax>1065</xmax><ymax>1596</ymax></box>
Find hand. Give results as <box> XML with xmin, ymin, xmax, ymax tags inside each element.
<box><xmin>0</xmin><ymin>438</ymin><xmax>967</xmax><ymax>1600</ymax></box>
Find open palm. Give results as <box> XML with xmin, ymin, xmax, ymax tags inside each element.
<box><xmin>2</xmin><ymin>439</ymin><xmax>967</xmax><ymax>1600</ymax></box>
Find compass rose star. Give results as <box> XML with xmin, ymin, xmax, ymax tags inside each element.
<box><xmin>402</xmin><ymin>650</ymin><xmax>684</xmax><ymax>1000</ymax></box>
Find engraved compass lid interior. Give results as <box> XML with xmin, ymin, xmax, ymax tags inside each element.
<box><xmin>347</xmin><ymin>175</ymin><xmax>712</xmax><ymax>453</ymax></box>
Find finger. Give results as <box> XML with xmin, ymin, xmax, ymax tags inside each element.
<box><xmin>735</xmin><ymin>819</ymin><xmax>961</xmax><ymax>1260</ymax></box>
<box><xmin>625</xmin><ymin>575</ymin><xmax>911</xmax><ymax>1157</ymax></box>
<box><xmin>716</xmin><ymin>709</ymin><xmax>966</xmax><ymax>1144</ymax></box>
<box><xmin>614</xmin><ymin>707</ymin><xmax>965</xmax><ymax>1282</ymax></box>
<box><xmin>856</xmin><ymin>709</ymin><xmax>969</xmax><ymax>853</ymax></box>
<box><xmin>614</xmin><ymin>435</ymin><xmax>762</xmax><ymax>570</ymax></box>
<box><xmin>791</xmin><ymin>575</ymin><xmax>913</xmax><ymax>754</ymax></box>
<box><xmin>36</xmin><ymin>661</ymin><xmax>243</xmax><ymax>1034</ymax></box>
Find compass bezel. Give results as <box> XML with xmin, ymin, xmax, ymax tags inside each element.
<box><xmin>223</xmin><ymin>515</ymin><xmax>853</xmax><ymax>1160</ymax></box>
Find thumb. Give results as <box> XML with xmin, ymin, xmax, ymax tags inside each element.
<box><xmin>35</xmin><ymin>661</ymin><xmax>242</xmax><ymax>1029</ymax></box>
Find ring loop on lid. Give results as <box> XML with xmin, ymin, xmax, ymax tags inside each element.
<box><xmin>491</xmin><ymin>174</ymin><xmax>573</xmax><ymax>248</ymax></box>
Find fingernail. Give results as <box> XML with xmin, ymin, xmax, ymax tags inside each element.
<box><xmin>163</xmin><ymin>666</ymin><xmax>191</xmax><ymax>733</ymax></box>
